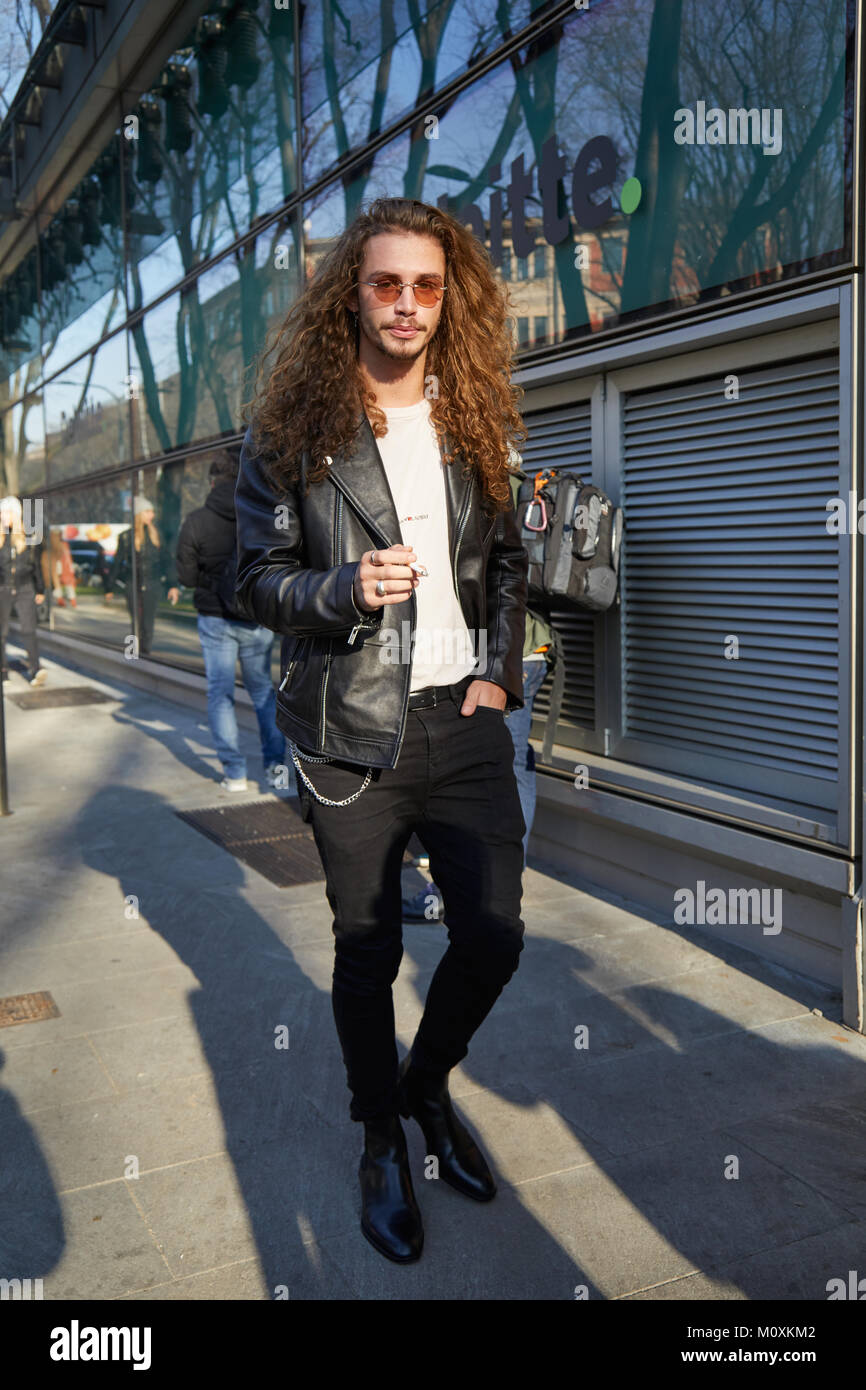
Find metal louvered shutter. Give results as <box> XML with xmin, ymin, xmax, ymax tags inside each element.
<box><xmin>520</xmin><ymin>402</ymin><xmax>597</xmax><ymax>739</ymax></box>
<box><xmin>617</xmin><ymin>354</ymin><xmax>842</xmax><ymax>814</ymax></box>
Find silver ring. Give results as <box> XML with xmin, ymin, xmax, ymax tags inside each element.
<box><xmin>371</xmin><ymin>550</ymin><xmax>379</xmax><ymax>565</ymax></box>
<box><xmin>375</xmin><ymin>579</ymin><xmax>386</xmax><ymax>598</ymax></box>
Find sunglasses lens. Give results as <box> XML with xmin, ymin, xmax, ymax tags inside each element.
<box><xmin>366</xmin><ymin>279</ymin><xmax>442</xmax><ymax>305</ymax></box>
<box><xmin>371</xmin><ymin>279</ymin><xmax>401</xmax><ymax>302</ymax></box>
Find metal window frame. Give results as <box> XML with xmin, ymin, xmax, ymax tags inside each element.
<box><xmin>522</xmin><ymin>284</ymin><xmax>855</xmax><ymax>852</ymax></box>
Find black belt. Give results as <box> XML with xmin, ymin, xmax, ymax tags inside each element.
<box><xmin>407</xmin><ymin>674</ymin><xmax>474</xmax><ymax>710</ymax></box>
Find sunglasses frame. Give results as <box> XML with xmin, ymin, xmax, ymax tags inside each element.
<box><xmin>357</xmin><ymin>276</ymin><xmax>447</xmax><ymax>306</ymax></box>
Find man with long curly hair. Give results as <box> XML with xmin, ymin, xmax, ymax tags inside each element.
<box><xmin>234</xmin><ymin>197</ymin><xmax>528</xmax><ymax>1265</ymax></box>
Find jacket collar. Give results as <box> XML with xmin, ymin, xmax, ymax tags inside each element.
<box><xmin>323</xmin><ymin>410</ymin><xmax>473</xmax><ymax>555</ymax></box>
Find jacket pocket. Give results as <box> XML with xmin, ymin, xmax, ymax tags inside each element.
<box><xmin>275</xmin><ymin>639</ymin><xmax>326</xmax><ymax>728</ymax></box>
<box><xmin>278</xmin><ymin>659</ymin><xmax>298</xmax><ymax>692</ymax></box>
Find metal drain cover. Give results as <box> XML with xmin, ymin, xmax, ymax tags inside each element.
<box><xmin>7</xmin><ymin>686</ymin><xmax>116</xmax><ymax>709</ymax></box>
<box><xmin>177</xmin><ymin>797</ymin><xmax>420</xmax><ymax>888</ymax></box>
<box><xmin>0</xmin><ymin>991</ymin><xmax>61</xmax><ymax>1027</ymax></box>
<box><xmin>176</xmin><ymin>797</ymin><xmax>326</xmax><ymax>887</ymax></box>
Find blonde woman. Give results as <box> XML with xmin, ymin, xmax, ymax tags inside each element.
<box><xmin>105</xmin><ymin>496</ymin><xmax>180</xmax><ymax>654</ymax></box>
<box><xmin>0</xmin><ymin>495</ymin><xmax>47</xmax><ymax>685</ymax></box>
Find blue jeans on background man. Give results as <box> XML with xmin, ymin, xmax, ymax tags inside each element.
<box><xmin>197</xmin><ymin>614</ymin><xmax>285</xmax><ymax>781</ymax></box>
<box><xmin>507</xmin><ymin>657</ymin><xmax>549</xmax><ymax>865</ymax></box>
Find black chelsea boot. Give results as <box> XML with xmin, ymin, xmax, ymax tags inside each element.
<box><xmin>359</xmin><ymin>1111</ymin><xmax>424</xmax><ymax>1263</ymax></box>
<box><xmin>397</xmin><ymin>1050</ymin><xmax>496</xmax><ymax>1202</ymax></box>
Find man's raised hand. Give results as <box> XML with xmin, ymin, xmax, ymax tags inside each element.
<box><xmin>353</xmin><ymin>545</ymin><xmax>422</xmax><ymax>612</ymax></box>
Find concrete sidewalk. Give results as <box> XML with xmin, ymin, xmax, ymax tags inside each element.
<box><xmin>1</xmin><ymin>642</ymin><xmax>865</xmax><ymax>1301</ymax></box>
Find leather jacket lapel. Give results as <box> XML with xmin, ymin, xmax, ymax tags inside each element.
<box><xmin>324</xmin><ymin>414</ymin><xmax>402</xmax><ymax>549</ymax></box>
<box><xmin>440</xmin><ymin>427</ymin><xmax>473</xmax><ymax>563</ymax></box>
<box><xmin>324</xmin><ymin>413</ymin><xmax>474</xmax><ymax>564</ymax></box>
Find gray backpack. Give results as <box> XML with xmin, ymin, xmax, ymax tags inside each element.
<box><xmin>516</xmin><ymin>469</ymin><xmax>623</xmax><ymax>612</ymax></box>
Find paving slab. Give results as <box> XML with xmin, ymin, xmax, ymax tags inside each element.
<box><xmin>0</xmin><ymin>1177</ymin><xmax>169</xmax><ymax>1300</ymax></box>
<box><xmin>508</xmin><ymin>1128</ymin><xmax>850</xmax><ymax>1301</ymax></box>
<box><xmin>1</xmin><ymin>644</ymin><xmax>863</xmax><ymax>1301</ymax></box>
<box><xmin>1</xmin><ymin>1034</ymin><xmax>117</xmax><ymax>1114</ymax></box>
<box><xmin>319</xmin><ymin>1182</ymin><xmax>585</xmax><ymax>1300</ymax></box>
<box><xmin>537</xmin><ymin>1015</ymin><xmax>866</xmax><ymax>1158</ymax></box>
<box><xmin>725</xmin><ymin>1094</ymin><xmax>866</xmax><ymax>1220</ymax></box>
<box><xmin>0</xmin><ymin>965</ymin><xmax>197</xmax><ymax>1048</ymax></box>
<box><xmin>129</xmin><ymin>1135</ymin><xmax>361</xmax><ymax>1288</ymax></box>
<box><xmin>623</xmin><ymin>1217</ymin><xmax>866</xmax><ymax>1301</ymax></box>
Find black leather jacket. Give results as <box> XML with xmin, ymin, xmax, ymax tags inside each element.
<box><xmin>0</xmin><ymin>532</ymin><xmax>45</xmax><ymax>594</ymax></box>
<box><xmin>234</xmin><ymin>414</ymin><xmax>528</xmax><ymax>769</ymax></box>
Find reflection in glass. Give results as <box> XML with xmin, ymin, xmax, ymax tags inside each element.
<box><xmin>39</xmin><ymin>133</ymin><xmax>128</xmax><ymax>384</ymax></box>
<box><xmin>126</xmin><ymin>1</ymin><xmax>297</xmax><ymax>310</ymax></box>
<box><xmin>143</xmin><ymin>452</ymin><xmax>220</xmax><ymax>670</ymax></box>
<box><xmin>104</xmin><ymin>472</ymin><xmax>179</xmax><ymax>657</ymax></box>
<box><xmin>300</xmin><ymin>0</ymin><xmax>537</xmax><ymax>190</ymax></box>
<box><xmin>303</xmin><ymin>0</ymin><xmax>849</xmax><ymax>348</ymax></box>
<box><xmin>2</xmin><ymin>394</ymin><xmax>46</xmax><ymax>495</ymax></box>
<box><xmin>0</xmin><ymin>249</ymin><xmax>42</xmax><ymax>393</ymax></box>
<box><xmin>45</xmin><ymin>481</ymin><xmax>136</xmax><ymax>652</ymax></box>
<box><xmin>130</xmin><ymin>213</ymin><xmax>302</xmax><ymax>457</ymax></box>
<box><xmin>42</xmin><ymin>334</ymin><xmax>131</xmax><ymax>484</ymax></box>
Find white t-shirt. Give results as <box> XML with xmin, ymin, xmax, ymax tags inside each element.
<box><xmin>376</xmin><ymin>399</ymin><xmax>478</xmax><ymax>692</ymax></box>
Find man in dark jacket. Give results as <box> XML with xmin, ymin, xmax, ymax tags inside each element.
<box><xmin>175</xmin><ymin>452</ymin><xmax>285</xmax><ymax>791</ymax></box>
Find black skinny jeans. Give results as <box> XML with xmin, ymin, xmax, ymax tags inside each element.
<box><xmin>299</xmin><ymin>673</ymin><xmax>527</xmax><ymax>1121</ymax></box>
<box><xmin>0</xmin><ymin>581</ymin><xmax>40</xmax><ymax>673</ymax></box>
<box><xmin>125</xmin><ymin>586</ymin><xmax>160</xmax><ymax>655</ymax></box>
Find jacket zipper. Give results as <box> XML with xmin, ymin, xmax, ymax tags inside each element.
<box><xmin>347</xmin><ymin>613</ymin><xmax>380</xmax><ymax>646</ymax></box>
<box><xmin>334</xmin><ymin>492</ymin><xmax>343</xmax><ymax>567</ymax></box>
<box><xmin>278</xmin><ymin>660</ymin><xmax>297</xmax><ymax>693</ymax></box>
<box><xmin>451</xmin><ymin>485</ymin><xmax>472</xmax><ymax>624</ymax></box>
<box><xmin>318</xmin><ymin>643</ymin><xmax>332</xmax><ymax>752</ymax></box>
<box><xmin>390</xmin><ymin>585</ymin><xmax>416</xmax><ymax>766</ymax></box>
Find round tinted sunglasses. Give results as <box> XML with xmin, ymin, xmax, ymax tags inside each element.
<box><xmin>358</xmin><ymin>276</ymin><xmax>446</xmax><ymax>307</ymax></box>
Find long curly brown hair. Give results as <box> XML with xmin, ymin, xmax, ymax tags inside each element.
<box><xmin>242</xmin><ymin>197</ymin><xmax>526</xmax><ymax>514</ymax></box>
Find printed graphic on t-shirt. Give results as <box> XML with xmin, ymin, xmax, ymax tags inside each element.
<box><xmin>377</xmin><ymin>398</ymin><xmax>477</xmax><ymax>691</ymax></box>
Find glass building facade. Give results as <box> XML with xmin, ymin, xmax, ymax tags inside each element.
<box><xmin>0</xmin><ymin>0</ymin><xmax>861</xmax><ymax>996</ymax></box>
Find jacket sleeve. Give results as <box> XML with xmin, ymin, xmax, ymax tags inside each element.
<box><xmin>32</xmin><ymin>541</ymin><xmax>46</xmax><ymax>596</ymax></box>
<box><xmin>160</xmin><ymin>538</ymin><xmax>178</xmax><ymax>592</ymax></box>
<box><xmin>233</xmin><ymin>426</ymin><xmax>370</xmax><ymax>637</ymax></box>
<box><xmin>174</xmin><ymin>515</ymin><xmax>199</xmax><ymax>590</ymax></box>
<box><xmin>478</xmin><ymin>485</ymin><xmax>528</xmax><ymax>713</ymax></box>
<box><xmin>107</xmin><ymin>531</ymin><xmax>127</xmax><ymax>590</ymax></box>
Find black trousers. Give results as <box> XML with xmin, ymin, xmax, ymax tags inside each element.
<box><xmin>0</xmin><ymin>582</ymin><xmax>40</xmax><ymax>673</ymax></box>
<box><xmin>125</xmin><ymin>586</ymin><xmax>159</xmax><ymax>655</ymax></box>
<box><xmin>299</xmin><ymin>674</ymin><xmax>527</xmax><ymax>1121</ymax></box>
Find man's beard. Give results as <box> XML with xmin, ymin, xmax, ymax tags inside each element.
<box><xmin>360</xmin><ymin>316</ymin><xmax>432</xmax><ymax>362</ymax></box>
